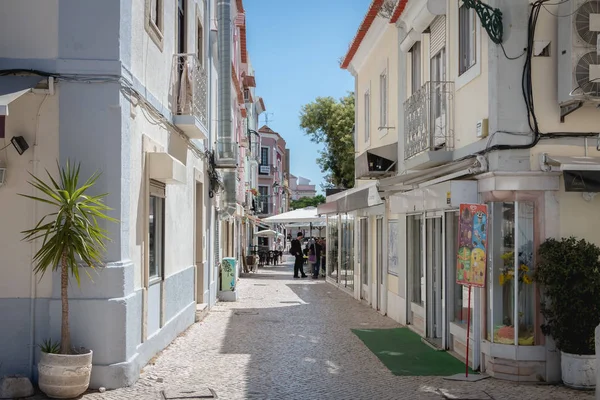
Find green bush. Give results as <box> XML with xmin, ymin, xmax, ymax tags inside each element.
<box><xmin>534</xmin><ymin>237</ymin><xmax>600</xmax><ymax>355</ymax></box>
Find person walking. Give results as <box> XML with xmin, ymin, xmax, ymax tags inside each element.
<box><xmin>290</xmin><ymin>232</ymin><xmax>307</xmax><ymax>278</ymax></box>
<box><xmin>309</xmin><ymin>238</ymin><xmax>323</xmax><ymax>279</ymax></box>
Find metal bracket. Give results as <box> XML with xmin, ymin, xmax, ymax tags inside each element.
<box><xmin>560</xmin><ymin>101</ymin><xmax>583</xmax><ymax>123</ymax></box>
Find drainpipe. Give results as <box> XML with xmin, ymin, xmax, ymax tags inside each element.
<box><xmin>206</xmin><ymin>0</ymin><xmax>214</xmax><ymax>304</ymax></box>
<box><xmin>216</xmin><ymin>0</ymin><xmax>237</xmax><ymax>221</ymax></box>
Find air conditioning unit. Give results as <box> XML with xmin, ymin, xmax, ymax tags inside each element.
<box><xmin>557</xmin><ymin>0</ymin><xmax>600</xmax><ymax>106</ymax></box>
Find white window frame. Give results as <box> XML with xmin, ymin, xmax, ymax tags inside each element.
<box><xmin>145</xmin><ymin>0</ymin><xmax>164</xmax><ymax>50</ymax></box>
<box><xmin>197</xmin><ymin>16</ymin><xmax>204</xmax><ymax>66</ymax></box>
<box><xmin>364</xmin><ymin>90</ymin><xmax>370</xmax><ymax>144</ymax></box>
<box><xmin>410</xmin><ymin>42</ymin><xmax>422</xmax><ymax>96</ymax></box>
<box><xmin>379</xmin><ymin>70</ymin><xmax>388</xmax><ymax>130</ymax></box>
<box><xmin>455</xmin><ymin>1</ymin><xmax>480</xmax><ymax>89</ymax></box>
<box><xmin>149</xmin><ymin>180</ymin><xmax>165</xmax><ymax>283</ymax></box>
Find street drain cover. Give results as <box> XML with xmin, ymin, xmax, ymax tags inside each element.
<box><xmin>161</xmin><ymin>387</ymin><xmax>217</xmax><ymax>399</ymax></box>
<box><xmin>234</xmin><ymin>311</ymin><xmax>259</xmax><ymax>315</ymax></box>
<box><xmin>254</xmin><ymin>284</ymin><xmax>267</xmax><ymax>286</ymax></box>
<box><xmin>280</xmin><ymin>301</ymin><xmax>301</xmax><ymax>304</ymax></box>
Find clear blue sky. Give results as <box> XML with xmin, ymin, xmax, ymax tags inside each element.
<box><xmin>244</xmin><ymin>0</ymin><xmax>370</xmax><ymax>193</ymax></box>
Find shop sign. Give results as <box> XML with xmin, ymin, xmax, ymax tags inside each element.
<box><xmin>456</xmin><ymin>203</ymin><xmax>488</xmax><ymax>288</ymax></box>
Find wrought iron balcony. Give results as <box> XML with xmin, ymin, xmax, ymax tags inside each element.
<box><xmin>258</xmin><ymin>164</ymin><xmax>277</xmax><ymax>175</ymax></box>
<box><xmin>404</xmin><ymin>81</ymin><xmax>454</xmax><ymax>160</ymax></box>
<box><xmin>172</xmin><ymin>54</ymin><xmax>208</xmax><ymax>139</ymax></box>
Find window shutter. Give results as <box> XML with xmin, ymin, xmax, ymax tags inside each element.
<box><xmin>430</xmin><ymin>16</ymin><xmax>446</xmax><ymax>58</ymax></box>
<box><xmin>150</xmin><ymin>179</ymin><xmax>166</xmax><ymax>198</ymax></box>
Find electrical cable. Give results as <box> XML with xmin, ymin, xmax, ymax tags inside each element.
<box><xmin>500</xmin><ymin>43</ymin><xmax>526</xmax><ymax>60</ymax></box>
<box><xmin>0</xmin><ymin>142</ymin><xmax>12</xmax><ymax>152</ymax></box>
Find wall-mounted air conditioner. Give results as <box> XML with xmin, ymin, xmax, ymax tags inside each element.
<box><xmin>557</xmin><ymin>0</ymin><xmax>600</xmax><ymax>106</ymax></box>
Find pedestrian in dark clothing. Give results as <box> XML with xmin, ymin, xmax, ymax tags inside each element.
<box><xmin>290</xmin><ymin>232</ymin><xmax>307</xmax><ymax>278</ymax></box>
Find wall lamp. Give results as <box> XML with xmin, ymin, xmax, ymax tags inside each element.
<box><xmin>11</xmin><ymin>136</ymin><xmax>29</xmax><ymax>155</ymax></box>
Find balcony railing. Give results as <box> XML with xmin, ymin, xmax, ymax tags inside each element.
<box><xmin>258</xmin><ymin>164</ymin><xmax>277</xmax><ymax>175</ymax></box>
<box><xmin>172</xmin><ymin>53</ymin><xmax>208</xmax><ymax>129</ymax></box>
<box><xmin>404</xmin><ymin>81</ymin><xmax>454</xmax><ymax>160</ymax></box>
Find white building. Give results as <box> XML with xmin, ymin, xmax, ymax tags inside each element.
<box><xmin>321</xmin><ymin>0</ymin><xmax>600</xmax><ymax>383</ymax></box>
<box><xmin>0</xmin><ymin>0</ymin><xmax>258</xmax><ymax>390</ymax></box>
<box><xmin>289</xmin><ymin>175</ymin><xmax>318</xmax><ymax>200</ymax></box>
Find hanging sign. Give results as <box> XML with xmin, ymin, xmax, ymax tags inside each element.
<box><xmin>456</xmin><ymin>203</ymin><xmax>488</xmax><ymax>288</ymax></box>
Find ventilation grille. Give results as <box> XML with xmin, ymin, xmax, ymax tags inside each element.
<box><xmin>575</xmin><ymin>51</ymin><xmax>600</xmax><ymax>97</ymax></box>
<box><xmin>574</xmin><ymin>1</ymin><xmax>600</xmax><ymax>46</ymax></box>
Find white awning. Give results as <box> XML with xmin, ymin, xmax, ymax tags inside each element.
<box><xmin>541</xmin><ymin>154</ymin><xmax>600</xmax><ymax>171</ymax></box>
<box><xmin>379</xmin><ymin>157</ymin><xmax>483</xmax><ymax>195</ymax></box>
<box><xmin>317</xmin><ymin>181</ymin><xmax>383</xmax><ymax>215</ymax></box>
<box><xmin>262</xmin><ymin>207</ymin><xmax>324</xmax><ymax>224</ymax></box>
<box><xmin>540</xmin><ymin>154</ymin><xmax>600</xmax><ymax>193</ymax></box>
<box><xmin>147</xmin><ymin>152</ymin><xmax>187</xmax><ymax>185</ymax></box>
<box><xmin>0</xmin><ymin>76</ymin><xmax>42</xmax><ymax>115</ymax></box>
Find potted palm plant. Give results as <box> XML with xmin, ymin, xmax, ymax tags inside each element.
<box><xmin>21</xmin><ymin>161</ymin><xmax>116</xmax><ymax>398</ymax></box>
<box><xmin>535</xmin><ymin>236</ymin><xmax>600</xmax><ymax>390</ymax></box>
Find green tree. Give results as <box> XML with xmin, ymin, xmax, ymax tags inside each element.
<box><xmin>290</xmin><ymin>195</ymin><xmax>326</xmax><ymax>210</ymax></box>
<box><xmin>21</xmin><ymin>161</ymin><xmax>117</xmax><ymax>354</ymax></box>
<box><xmin>299</xmin><ymin>93</ymin><xmax>355</xmax><ymax>189</ymax></box>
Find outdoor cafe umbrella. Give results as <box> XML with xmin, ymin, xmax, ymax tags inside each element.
<box><xmin>262</xmin><ymin>207</ymin><xmax>325</xmax><ymax>237</ymax></box>
<box><xmin>254</xmin><ymin>229</ymin><xmax>280</xmax><ymax>238</ymax></box>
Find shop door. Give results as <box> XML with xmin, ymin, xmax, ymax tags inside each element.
<box><xmin>425</xmin><ymin>215</ymin><xmax>443</xmax><ymax>346</ymax></box>
<box><xmin>375</xmin><ymin>218</ymin><xmax>384</xmax><ymax>311</ymax></box>
<box><xmin>360</xmin><ymin>218</ymin><xmax>369</xmax><ymax>301</ymax></box>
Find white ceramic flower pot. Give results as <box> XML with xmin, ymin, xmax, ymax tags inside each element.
<box><xmin>38</xmin><ymin>350</ymin><xmax>93</xmax><ymax>399</ymax></box>
<box><xmin>561</xmin><ymin>351</ymin><xmax>596</xmax><ymax>390</ymax></box>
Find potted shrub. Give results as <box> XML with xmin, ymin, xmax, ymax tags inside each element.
<box><xmin>535</xmin><ymin>236</ymin><xmax>600</xmax><ymax>390</ymax></box>
<box><xmin>21</xmin><ymin>161</ymin><xmax>116</xmax><ymax>398</ymax></box>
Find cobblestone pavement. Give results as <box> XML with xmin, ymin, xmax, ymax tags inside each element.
<box><xmin>30</xmin><ymin>260</ymin><xmax>594</xmax><ymax>400</ymax></box>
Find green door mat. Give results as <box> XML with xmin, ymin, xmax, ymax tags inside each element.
<box><xmin>352</xmin><ymin>328</ymin><xmax>474</xmax><ymax>376</ymax></box>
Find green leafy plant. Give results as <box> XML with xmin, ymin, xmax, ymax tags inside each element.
<box><xmin>39</xmin><ymin>339</ymin><xmax>60</xmax><ymax>354</ymax></box>
<box><xmin>534</xmin><ymin>236</ymin><xmax>600</xmax><ymax>355</ymax></box>
<box><xmin>20</xmin><ymin>161</ymin><xmax>117</xmax><ymax>354</ymax></box>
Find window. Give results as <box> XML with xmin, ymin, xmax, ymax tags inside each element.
<box><xmin>149</xmin><ymin>180</ymin><xmax>165</xmax><ymax>280</ymax></box>
<box><xmin>364</xmin><ymin>91</ymin><xmax>370</xmax><ymax>142</ymax></box>
<box><xmin>197</xmin><ymin>19</ymin><xmax>204</xmax><ymax>65</ymax></box>
<box><xmin>379</xmin><ymin>71</ymin><xmax>387</xmax><ymax>128</ymax></box>
<box><xmin>151</xmin><ymin>0</ymin><xmax>162</xmax><ymax>30</ymax></box>
<box><xmin>407</xmin><ymin>215</ymin><xmax>424</xmax><ymax>305</ymax></box>
<box><xmin>488</xmin><ymin>201</ymin><xmax>535</xmax><ymax>346</ymax></box>
<box><xmin>177</xmin><ymin>0</ymin><xmax>186</xmax><ymax>54</ymax></box>
<box><xmin>410</xmin><ymin>42</ymin><xmax>421</xmax><ymax>95</ymax></box>
<box><xmin>388</xmin><ymin>220</ymin><xmax>399</xmax><ymax>275</ymax></box>
<box><xmin>260</xmin><ymin>147</ymin><xmax>269</xmax><ymax>165</ymax></box>
<box><xmin>430</xmin><ymin>48</ymin><xmax>447</xmax><ymax>122</ymax></box>
<box><xmin>459</xmin><ymin>4</ymin><xmax>476</xmax><ymax>75</ymax></box>
<box><xmin>341</xmin><ymin>214</ymin><xmax>355</xmax><ymax>289</ymax></box>
<box><xmin>146</xmin><ymin>0</ymin><xmax>164</xmax><ymax>49</ymax></box>
<box><xmin>447</xmin><ymin>211</ymin><xmax>472</xmax><ymax>329</ymax></box>
<box><xmin>258</xmin><ymin>186</ymin><xmax>269</xmax><ymax>214</ymax></box>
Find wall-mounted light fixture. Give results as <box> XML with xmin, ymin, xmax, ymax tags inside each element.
<box><xmin>11</xmin><ymin>136</ymin><xmax>29</xmax><ymax>155</ymax></box>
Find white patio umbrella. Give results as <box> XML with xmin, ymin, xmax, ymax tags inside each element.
<box><xmin>261</xmin><ymin>207</ymin><xmax>324</xmax><ymax>224</ymax></box>
<box><xmin>263</xmin><ymin>207</ymin><xmax>326</xmax><ymax>237</ymax></box>
<box><xmin>254</xmin><ymin>229</ymin><xmax>279</xmax><ymax>238</ymax></box>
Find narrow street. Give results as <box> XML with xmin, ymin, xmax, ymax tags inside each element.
<box><xmin>29</xmin><ymin>259</ymin><xmax>589</xmax><ymax>400</ymax></box>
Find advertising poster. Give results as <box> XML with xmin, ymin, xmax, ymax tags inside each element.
<box><xmin>456</xmin><ymin>204</ymin><xmax>488</xmax><ymax>287</ymax></box>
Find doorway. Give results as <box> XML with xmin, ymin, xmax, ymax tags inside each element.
<box><xmin>375</xmin><ymin>217</ymin><xmax>384</xmax><ymax>311</ymax></box>
<box><xmin>195</xmin><ymin>182</ymin><xmax>205</xmax><ymax>303</ymax></box>
<box><xmin>360</xmin><ymin>218</ymin><xmax>369</xmax><ymax>301</ymax></box>
<box><xmin>425</xmin><ymin>215</ymin><xmax>443</xmax><ymax>347</ymax></box>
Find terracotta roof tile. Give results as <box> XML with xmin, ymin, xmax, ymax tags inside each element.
<box><xmin>340</xmin><ymin>0</ymin><xmax>384</xmax><ymax>70</ymax></box>
<box><xmin>390</xmin><ymin>0</ymin><xmax>409</xmax><ymax>23</ymax></box>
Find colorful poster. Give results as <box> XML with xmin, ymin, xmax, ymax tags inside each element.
<box><xmin>456</xmin><ymin>204</ymin><xmax>488</xmax><ymax>287</ymax></box>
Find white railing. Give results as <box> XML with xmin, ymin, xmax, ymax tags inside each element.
<box><xmin>404</xmin><ymin>81</ymin><xmax>454</xmax><ymax>160</ymax></box>
<box><xmin>172</xmin><ymin>54</ymin><xmax>208</xmax><ymax>127</ymax></box>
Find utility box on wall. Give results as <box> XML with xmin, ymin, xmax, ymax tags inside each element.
<box><xmin>218</xmin><ymin>257</ymin><xmax>238</xmax><ymax>302</ymax></box>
